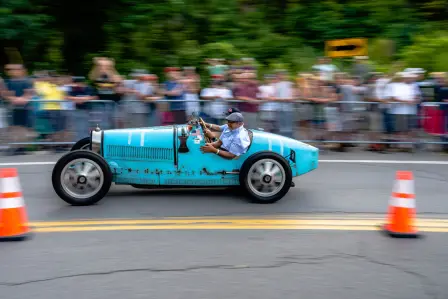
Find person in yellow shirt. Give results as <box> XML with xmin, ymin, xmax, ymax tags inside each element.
<box><xmin>33</xmin><ymin>73</ymin><xmax>68</xmax><ymax>149</ymax></box>
<box><xmin>34</xmin><ymin>74</ymin><xmax>65</xmax><ymax>110</ymax></box>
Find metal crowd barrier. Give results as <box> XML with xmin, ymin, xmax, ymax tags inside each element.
<box><xmin>0</xmin><ymin>98</ymin><xmax>446</xmax><ymax>150</ymax></box>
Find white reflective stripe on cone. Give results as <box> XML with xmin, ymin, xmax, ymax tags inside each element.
<box><xmin>0</xmin><ymin>177</ymin><xmax>21</xmax><ymax>193</ymax></box>
<box><xmin>0</xmin><ymin>197</ymin><xmax>25</xmax><ymax>209</ymax></box>
<box><xmin>390</xmin><ymin>196</ymin><xmax>416</xmax><ymax>209</ymax></box>
<box><xmin>393</xmin><ymin>179</ymin><xmax>415</xmax><ymax>194</ymax></box>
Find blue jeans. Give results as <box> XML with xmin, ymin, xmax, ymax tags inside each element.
<box><xmin>382</xmin><ymin>110</ymin><xmax>393</xmax><ymax>134</ymax></box>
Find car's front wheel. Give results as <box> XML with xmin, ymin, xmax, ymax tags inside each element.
<box><xmin>239</xmin><ymin>152</ymin><xmax>292</xmax><ymax>204</ymax></box>
<box><xmin>52</xmin><ymin>150</ymin><xmax>112</xmax><ymax>206</ymax></box>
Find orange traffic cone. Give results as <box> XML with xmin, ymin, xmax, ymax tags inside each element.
<box><xmin>381</xmin><ymin>171</ymin><xmax>420</xmax><ymax>238</ymax></box>
<box><xmin>0</xmin><ymin>168</ymin><xmax>32</xmax><ymax>241</ymax></box>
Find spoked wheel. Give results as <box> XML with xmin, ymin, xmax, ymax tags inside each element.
<box><xmin>240</xmin><ymin>152</ymin><xmax>292</xmax><ymax>204</ymax></box>
<box><xmin>52</xmin><ymin>150</ymin><xmax>112</xmax><ymax>206</ymax></box>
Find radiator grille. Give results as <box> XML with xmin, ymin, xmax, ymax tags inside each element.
<box><xmin>106</xmin><ymin>145</ymin><xmax>173</xmax><ymax>161</ymax></box>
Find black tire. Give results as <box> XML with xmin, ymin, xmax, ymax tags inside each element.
<box><xmin>52</xmin><ymin>150</ymin><xmax>113</xmax><ymax>206</ymax></box>
<box><xmin>71</xmin><ymin>137</ymin><xmax>91</xmax><ymax>151</ymax></box>
<box><xmin>239</xmin><ymin>152</ymin><xmax>292</xmax><ymax>204</ymax></box>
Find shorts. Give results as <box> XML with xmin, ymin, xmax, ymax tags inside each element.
<box><xmin>296</xmin><ymin>103</ymin><xmax>314</xmax><ymax>122</ymax></box>
<box><xmin>367</xmin><ymin>111</ymin><xmax>383</xmax><ymax>132</ymax></box>
<box><xmin>11</xmin><ymin>108</ymin><xmax>32</xmax><ymax>127</ymax></box>
<box><xmin>340</xmin><ymin>112</ymin><xmax>358</xmax><ymax>132</ymax></box>
<box><xmin>324</xmin><ymin>106</ymin><xmax>342</xmax><ymax>132</ymax></box>
<box><xmin>393</xmin><ymin>114</ymin><xmax>416</xmax><ymax>133</ymax></box>
<box><xmin>259</xmin><ymin>110</ymin><xmax>277</xmax><ymax>121</ymax></box>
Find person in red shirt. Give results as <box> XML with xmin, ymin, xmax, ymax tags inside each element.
<box><xmin>232</xmin><ymin>72</ymin><xmax>260</xmax><ymax>129</ymax></box>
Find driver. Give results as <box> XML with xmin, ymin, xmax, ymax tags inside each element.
<box><xmin>203</xmin><ymin>107</ymin><xmax>241</xmax><ymax>141</ymax></box>
<box><xmin>200</xmin><ymin>112</ymin><xmax>251</xmax><ymax>160</ymax></box>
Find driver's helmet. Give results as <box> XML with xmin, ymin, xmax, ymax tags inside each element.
<box><xmin>225</xmin><ymin>107</ymin><xmax>241</xmax><ymax>116</ymax></box>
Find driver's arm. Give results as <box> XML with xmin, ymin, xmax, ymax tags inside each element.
<box><xmin>204</xmin><ymin>128</ymin><xmax>220</xmax><ymax>140</ymax></box>
<box><xmin>212</xmin><ymin>140</ymin><xmax>237</xmax><ymax>160</ymax></box>
<box><xmin>204</xmin><ymin>123</ymin><xmax>222</xmax><ymax>132</ymax></box>
<box><xmin>211</xmin><ymin>139</ymin><xmax>222</xmax><ymax>148</ymax></box>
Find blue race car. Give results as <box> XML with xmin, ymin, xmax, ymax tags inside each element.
<box><xmin>51</xmin><ymin>114</ymin><xmax>319</xmax><ymax>205</ymax></box>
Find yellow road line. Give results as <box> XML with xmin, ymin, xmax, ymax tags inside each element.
<box><xmin>31</xmin><ymin>224</ymin><xmax>448</xmax><ymax>233</ymax></box>
<box><xmin>28</xmin><ymin>218</ymin><xmax>448</xmax><ymax>227</ymax></box>
<box><xmin>24</xmin><ymin>217</ymin><xmax>448</xmax><ymax>233</ymax></box>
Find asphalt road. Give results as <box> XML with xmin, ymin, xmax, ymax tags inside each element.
<box><xmin>1</xmin><ymin>151</ymin><xmax>447</xmax><ymax>299</ymax></box>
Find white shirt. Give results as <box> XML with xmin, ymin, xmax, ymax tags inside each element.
<box><xmin>390</xmin><ymin>83</ymin><xmax>417</xmax><ymax>115</ymax></box>
<box><xmin>375</xmin><ymin>78</ymin><xmax>390</xmax><ymax>99</ymax></box>
<box><xmin>122</xmin><ymin>80</ymin><xmax>152</xmax><ymax>113</ymax></box>
<box><xmin>312</xmin><ymin>64</ymin><xmax>339</xmax><ymax>81</ymax></box>
<box><xmin>200</xmin><ymin>87</ymin><xmax>233</xmax><ymax>118</ymax></box>
<box><xmin>218</xmin><ymin>124</ymin><xmax>251</xmax><ymax>156</ymax></box>
<box><xmin>258</xmin><ymin>84</ymin><xmax>277</xmax><ymax>111</ymax></box>
<box><xmin>184</xmin><ymin>93</ymin><xmax>200</xmax><ymax>115</ymax></box>
<box><xmin>274</xmin><ymin>81</ymin><xmax>294</xmax><ymax>111</ymax></box>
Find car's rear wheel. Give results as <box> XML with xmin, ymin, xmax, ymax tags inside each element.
<box><xmin>52</xmin><ymin>150</ymin><xmax>112</xmax><ymax>206</ymax></box>
<box><xmin>239</xmin><ymin>152</ymin><xmax>292</xmax><ymax>204</ymax></box>
<box><xmin>71</xmin><ymin>137</ymin><xmax>91</xmax><ymax>151</ymax></box>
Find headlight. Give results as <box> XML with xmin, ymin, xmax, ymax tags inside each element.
<box><xmin>91</xmin><ymin>128</ymin><xmax>102</xmax><ymax>154</ymax></box>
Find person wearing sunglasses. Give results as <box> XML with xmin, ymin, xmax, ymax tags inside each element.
<box><xmin>200</xmin><ymin>112</ymin><xmax>251</xmax><ymax>160</ymax></box>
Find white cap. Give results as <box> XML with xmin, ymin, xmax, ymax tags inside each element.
<box><xmin>404</xmin><ymin>68</ymin><xmax>425</xmax><ymax>74</ymax></box>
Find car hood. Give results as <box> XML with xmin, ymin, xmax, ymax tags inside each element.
<box><xmin>251</xmin><ymin>129</ymin><xmax>318</xmax><ymax>152</ymax></box>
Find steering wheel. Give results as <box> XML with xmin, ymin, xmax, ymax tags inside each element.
<box><xmin>198</xmin><ymin>117</ymin><xmax>212</xmax><ymax>143</ymax></box>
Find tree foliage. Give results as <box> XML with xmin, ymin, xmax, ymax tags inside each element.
<box><xmin>1</xmin><ymin>0</ymin><xmax>447</xmax><ymax>76</ymax></box>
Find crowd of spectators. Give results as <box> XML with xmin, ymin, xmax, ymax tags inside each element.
<box><xmin>0</xmin><ymin>56</ymin><xmax>447</xmax><ymax>155</ymax></box>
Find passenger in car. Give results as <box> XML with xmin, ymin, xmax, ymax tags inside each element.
<box><xmin>200</xmin><ymin>112</ymin><xmax>251</xmax><ymax>160</ymax></box>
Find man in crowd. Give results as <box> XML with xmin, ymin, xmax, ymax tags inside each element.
<box><xmin>257</xmin><ymin>74</ymin><xmax>278</xmax><ymax>133</ymax></box>
<box><xmin>434</xmin><ymin>73</ymin><xmax>448</xmax><ymax>152</ymax></box>
<box><xmin>163</xmin><ymin>67</ymin><xmax>186</xmax><ymax>124</ymax></box>
<box><xmin>65</xmin><ymin>76</ymin><xmax>98</xmax><ymax>141</ymax></box>
<box><xmin>387</xmin><ymin>72</ymin><xmax>419</xmax><ymax>151</ymax></box>
<box><xmin>273</xmin><ymin>70</ymin><xmax>295</xmax><ymax>138</ymax></box>
<box><xmin>351</xmin><ymin>56</ymin><xmax>371</xmax><ymax>83</ymax></box>
<box><xmin>200</xmin><ymin>74</ymin><xmax>233</xmax><ymax>125</ymax></box>
<box><xmin>1</xmin><ymin>64</ymin><xmax>35</xmax><ymax>154</ymax></box>
<box><xmin>118</xmin><ymin>69</ymin><xmax>152</xmax><ymax>128</ymax></box>
<box><xmin>33</xmin><ymin>71</ymin><xmax>68</xmax><ymax>151</ymax></box>
<box><xmin>0</xmin><ymin>76</ymin><xmax>6</xmax><ymax>149</ymax></box>
<box><xmin>312</xmin><ymin>57</ymin><xmax>339</xmax><ymax>82</ymax></box>
<box><xmin>232</xmin><ymin>72</ymin><xmax>260</xmax><ymax>129</ymax></box>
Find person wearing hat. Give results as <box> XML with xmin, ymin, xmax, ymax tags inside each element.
<box><xmin>202</xmin><ymin>107</ymin><xmax>240</xmax><ymax>140</ymax></box>
<box><xmin>200</xmin><ymin>112</ymin><xmax>251</xmax><ymax>159</ymax></box>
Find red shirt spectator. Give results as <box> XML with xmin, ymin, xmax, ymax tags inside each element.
<box><xmin>232</xmin><ymin>72</ymin><xmax>260</xmax><ymax>113</ymax></box>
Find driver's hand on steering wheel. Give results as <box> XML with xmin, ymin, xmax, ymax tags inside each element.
<box><xmin>204</xmin><ymin>128</ymin><xmax>214</xmax><ymax>139</ymax></box>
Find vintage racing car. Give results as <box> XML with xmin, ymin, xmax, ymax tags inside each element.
<box><xmin>51</xmin><ymin>114</ymin><xmax>319</xmax><ymax>205</ymax></box>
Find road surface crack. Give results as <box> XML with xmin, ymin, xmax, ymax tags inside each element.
<box><xmin>340</xmin><ymin>240</ymin><xmax>441</xmax><ymax>299</ymax></box>
<box><xmin>0</xmin><ymin>252</ymin><xmax>441</xmax><ymax>299</ymax></box>
<box><xmin>339</xmin><ymin>252</ymin><xmax>439</xmax><ymax>299</ymax></box>
<box><xmin>0</xmin><ymin>255</ymin><xmax>343</xmax><ymax>287</ymax></box>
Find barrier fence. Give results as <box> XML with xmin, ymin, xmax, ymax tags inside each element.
<box><xmin>0</xmin><ymin>98</ymin><xmax>447</xmax><ymax>150</ymax></box>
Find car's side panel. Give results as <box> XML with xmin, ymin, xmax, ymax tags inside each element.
<box><xmin>167</xmin><ymin>125</ymin><xmax>241</xmax><ymax>186</ymax></box>
<box><xmin>102</xmin><ymin>126</ymin><xmax>177</xmax><ymax>185</ymax></box>
<box><xmin>100</xmin><ymin>125</ymin><xmax>318</xmax><ymax>187</ymax></box>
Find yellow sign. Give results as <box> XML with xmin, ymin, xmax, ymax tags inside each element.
<box><xmin>325</xmin><ymin>38</ymin><xmax>367</xmax><ymax>58</ymax></box>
